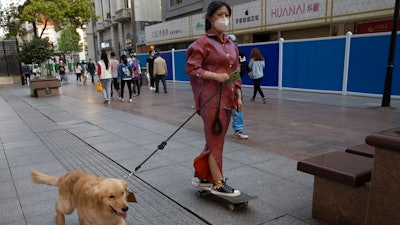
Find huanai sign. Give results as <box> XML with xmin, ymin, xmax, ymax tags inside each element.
<box><xmin>267</xmin><ymin>0</ymin><xmax>326</xmax><ymax>24</ymax></box>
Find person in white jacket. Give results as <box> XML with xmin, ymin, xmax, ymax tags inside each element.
<box><xmin>97</xmin><ymin>51</ymin><xmax>113</xmax><ymax>103</ymax></box>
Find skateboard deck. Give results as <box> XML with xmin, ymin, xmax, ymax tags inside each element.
<box><xmin>191</xmin><ymin>179</ymin><xmax>256</xmax><ymax>211</ymax></box>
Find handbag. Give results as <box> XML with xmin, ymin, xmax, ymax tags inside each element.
<box><xmin>96</xmin><ymin>81</ymin><xmax>102</xmax><ymax>92</ymax></box>
<box><xmin>133</xmin><ymin>69</ymin><xmax>139</xmax><ymax>78</ymax></box>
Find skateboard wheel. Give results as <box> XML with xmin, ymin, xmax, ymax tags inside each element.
<box><xmin>228</xmin><ymin>203</ymin><xmax>235</xmax><ymax>211</ymax></box>
<box><xmin>243</xmin><ymin>201</ymin><xmax>249</xmax><ymax>206</ymax></box>
<box><xmin>196</xmin><ymin>191</ymin><xmax>202</xmax><ymax>197</ymax></box>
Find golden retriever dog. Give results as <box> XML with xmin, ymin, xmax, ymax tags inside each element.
<box><xmin>31</xmin><ymin>169</ymin><xmax>133</xmax><ymax>225</ymax></box>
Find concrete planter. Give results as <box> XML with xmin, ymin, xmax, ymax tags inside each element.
<box><xmin>365</xmin><ymin>128</ymin><xmax>400</xmax><ymax>225</ymax></box>
<box><xmin>30</xmin><ymin>76</ymin><xmax>61</xmax><ymax>97</ymax></box>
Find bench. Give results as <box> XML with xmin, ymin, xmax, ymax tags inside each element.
<box><xmin>345</xmin><ymin>143</ymin><xmax>375</xmax><ymax>158</ymax></box>
<box><xmin>297</xmin><ymin>151</ymin><xmax>373</xmax><ymax>225</ymax></box>
<box><xmin>30</xmin><ymin>77</ymin><xmax>61</xmax><ymax>97</ymax></box>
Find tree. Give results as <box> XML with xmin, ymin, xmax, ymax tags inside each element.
<box><xmin>1</xmin><ymin>0</ymin><xmax>98</xmax><ymax>38</ymax></box>
<box><xmin>57</xmin><ymin>25</ymin><xmax>81</xmax><ymax>60</ymax></box>
<box><xmin>16</xmin><ymin>37</ymin><xmax>54</xmax><ymax>64</ymax></box>
<box><xmin>0</xmin><ymin>5</ymin><xmax>26</xmax><ymax>39</ymax></box>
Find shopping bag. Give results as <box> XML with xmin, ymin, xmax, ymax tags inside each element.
<box><xmin>96</xmin><ymin>81</ymin><xmax>102</xmax><ymax>92</ymax></box>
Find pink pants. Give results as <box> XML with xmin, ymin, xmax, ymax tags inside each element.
<box><xmin>194</xmin><ymin>106</ymin><xmax>232</xmax><ymax>181</ymax></box>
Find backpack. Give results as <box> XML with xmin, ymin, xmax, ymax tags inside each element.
<box><xmin>121</xmin><ymin>63</ymin><xmax>132</xmax><ymax>78</ymax></box>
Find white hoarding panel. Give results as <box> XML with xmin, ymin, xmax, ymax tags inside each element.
<box><xmin>332</xmin><ymin>0</ymin><xmax>394</xmax><ymax>21</ymax></box>
<box><xmin>192</xmin><ymin>13</ymin><xmax>206</xmax><ymax>36</ymax></box>
<box><xmin>233</xmin><ymin>0</ymin><xmax>262</xmax><ymax>31</ymax></box>
<box><xmin>145</xmin><ymin>17</ymin><xmax>190</xmax><ymax>43</ymax></box>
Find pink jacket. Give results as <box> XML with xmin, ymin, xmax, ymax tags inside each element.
<box><xmin>185</xmin><ymin>32</ymin><xmax>241</xmax><ymax>111</ymax></box>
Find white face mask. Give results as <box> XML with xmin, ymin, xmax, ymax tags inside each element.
<box><xmin>214</xmin><ymin>18</ymin><xmax>229</xmax><ymax>32</ymax></box>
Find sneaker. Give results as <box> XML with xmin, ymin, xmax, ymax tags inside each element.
<box><xmin>119</xmin><ymin>97</ymin><xmax>122</xmax><ymax>101</ymax></box>
<box><xmin>250</xmin><ymin>97</ymin><xmax>255</xmax><ymax>101</ymax></box>
<box><xmin>103</xmin><ymin>99</ymin><xmax>108</xmax><ymax>104</ymax></box>
<box><xmin>210</xmin><ymin>180</ymin><xmax>241</xmax><ymax>197</ymax></box>
<box><xmin>198</xmin><ymin>178</ymin><xmax>213</xmax><ymax>188</ymax></box>
<box><xmin>234</xmin><ymin>131</ymin><xmax>248</xmax><ymax>139</ymax></box>
<box><xmin>129</xmin><ymin>99</ymin><xmax>132</xmax><ymax>103</ymax></box>
<box><xmin>121</xmin><ymin>98</ymin><xmax>124</xmax><ymax>102</ymax></box>
<box><xmin>191</xmin><ymin>177</ymin><xmax>212</xmax><ymax>189</ymax></box>
<box><xmin>263</xmin><ymin>97</ymin><xmax>267</xmax><ymax>104</ymax></box>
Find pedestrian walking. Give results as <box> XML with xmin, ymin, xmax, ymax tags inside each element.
<box><xmin>153</xmin><ymin>52</ymin><xmax>168</xmax><ymax>93</ymax></box>
<box><xmin>21</xmin><ymin>63</ymin><xmax>31</xmax><ymax>86</ymax></box>
<box><xmin>227</xmin><ymin>34</ymin><xmax>250</xmax><ymax>139</ymax></box>
<box><xmin>97</xmin><ymin>51</ymin><xmax>112</xmax><ymax>104</ymax></box>
<box><xmin>117</xmin><ymin>54</ymin><xmax>133</xmax><ymax>103</ymax></box>
<box><xmin>248</xmin><ymin>47</ymin><xmax>267</xmax><ymax>104</ymax></box>
<box><xmin>131</xmin><ymin>57</ymin><xmax>141</xmax><ymax>96</ymax></box>
<box><xmin>146</xmin><ymin>50</ymin><xmax>155</xmax><ymax>90</ymax></box>
<box><xmin>75</xmin><ymin>63</ymin><xmax>82</xmax><ymax>85</ymax></box>
<box><xmin>87</xmin><ymin>58</ymin><xmax>96</xmax><ymax>83</ymax></box>
<box><xmin>110</xmin><ymin>52</ymin><xmax>120</xmax><ymax>98</ymax></box>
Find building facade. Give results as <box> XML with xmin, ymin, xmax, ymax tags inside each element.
<box><xmin>87</xmin><ymin>0</ymin><xmax>161</xmax><ymax>61</ymax></box>
<box><xmin>88</xmin><ymin>0</ymin><xmax>396</xmax><ymax>59</ymax></box>
<box><xmin>147</xmin><ymin>0</ymin><xmax>396</xmax><ymax>50</ymax></box>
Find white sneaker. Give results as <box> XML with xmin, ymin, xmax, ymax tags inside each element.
<box><xmin>129</xmin><ymin>99</ymin><xmax>132</xmax><ymax>103</ymax></box>
<box><xmin>234</xmin><ymin>131</ymin><xmax>249</xmax><ymax>139</ymax></box>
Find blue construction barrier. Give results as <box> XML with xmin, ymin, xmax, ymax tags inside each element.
<box><xmin>137</xmin><ymin>32</ymin><xmax>400</xmax><ymax>97</ymax></box>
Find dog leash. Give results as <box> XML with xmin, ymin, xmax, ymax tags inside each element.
<box><xmin>126</xmin><ymin>71</ymin><xmax>240</xmax><ymax>177</ymax></box>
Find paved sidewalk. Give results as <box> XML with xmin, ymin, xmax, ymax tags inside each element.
<box><xmin>1</xmin><ymin>77</ymin><xmax>399</xmax><ymax>225</ymax></box>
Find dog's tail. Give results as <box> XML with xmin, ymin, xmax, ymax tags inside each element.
<box><xmin>30</xmin><ymin>169</ymin><xmax>59</xmax><ymax>186</ymax></box>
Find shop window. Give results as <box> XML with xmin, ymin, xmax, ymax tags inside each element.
<box><xmin>170</xmin><ymin>0</ymin><xmax>183</xmax><ymax>6</ymax></box>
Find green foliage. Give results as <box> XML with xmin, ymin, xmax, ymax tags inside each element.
<box><xmin>1</xmin><ymin>0</ymin><xmax>98</xmax><ymax>38</ymax></box>
<box><xmin>0</xmin><ymin>5</ymin><xmax>27</xmax><ymax>38</ymax></box>
<box><xmin>57</xmin><ymin>25</ymin><xmax>81</xmax><ymax>55</ymax></box>
<box><xmin>16</xmin><ymin>37</ymin><xmax>54</xmax><ymax>64</ymax></box>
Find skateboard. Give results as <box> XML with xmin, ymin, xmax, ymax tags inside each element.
<box><xmin>191</xmin><ymin>178</ymin><xmax>256</xmax><ymax>211</ymax></box>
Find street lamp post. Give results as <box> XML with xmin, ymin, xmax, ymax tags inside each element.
<box><xmin>382</xmin><ymin>0</ymin><xmax>400</xmax><ymax>107</ymax></box>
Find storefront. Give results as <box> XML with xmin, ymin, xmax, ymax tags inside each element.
<box><xmin>145</xmin><ymin>0</ymin><xmax>395</xmax><ymax>48</ymax></box>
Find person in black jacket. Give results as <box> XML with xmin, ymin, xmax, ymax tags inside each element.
<box><xmin>228</xmin><ymin>34</ymin><xmax>251</xmax><ymax>139</ymax></box>
<box><xmin>87</xmin><ymin>58</ymin><xmax>96</xmax><ymax>83</ymax></box>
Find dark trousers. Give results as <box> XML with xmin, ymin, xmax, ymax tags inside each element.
<box><xmin>90</xmin><ymin>72</ymin><xmax>95</xmax><ymax>83</ymax></box>
<box><xmin>252</xmin><ymin>77</ymin><xmax>265</xmax><ymax>98</ymax></box>
<box><xmin>25</xmin><ymin>74</ymin><xmax>31</xmax><ymax>85</ymax></box>
<box><xmin>150</xmin><ymin>75</ymin><xmax>155</xmax><ymax>87</ymax></box>
<box><xmin>120</xmin><ymin>79</ymin><xmax>133</xmax><ymax>99</ymax></box>
<box><xmin>132</xmin><ymin>79</ymin><xmax>140</xmax><ymax>95</ymax></box>
<box><xmin>113</xmin><ymin>78</ymin><xmax>120</xmax><ymax>89</ymax></box>
<box><xmin>76</xmin><ymin>73</ymin><xmax>82</xmax><ymax>82</ymax></box>
<box><xmin>155</xmin><ymin>75</ymin><xmax>167</xmax><ymax>92</ymax></box>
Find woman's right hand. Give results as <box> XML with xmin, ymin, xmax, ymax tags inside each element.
<box><xmin>212</xmin><ymin>72</ymin><xmax>229</xmax><ymax>83</ymax></box>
